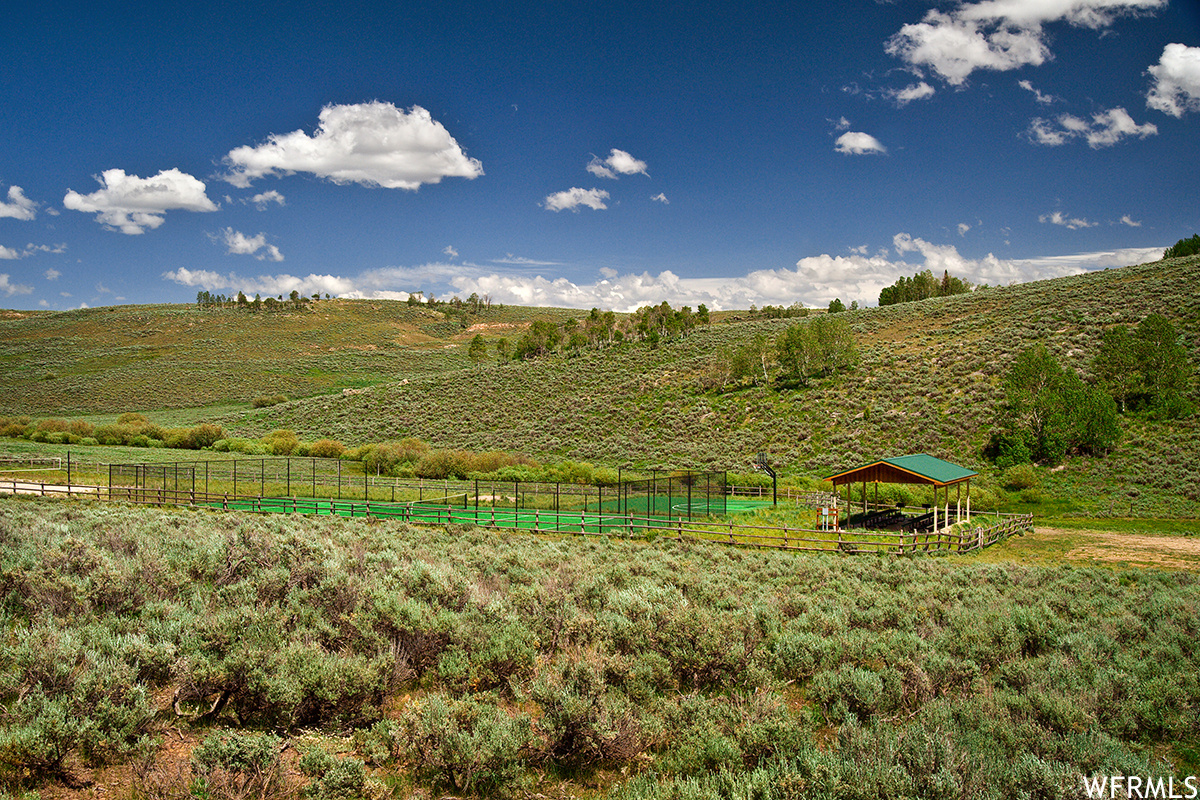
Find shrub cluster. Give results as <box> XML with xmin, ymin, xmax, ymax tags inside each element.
<box><xmin>0</xmin><ymin>412</ymin><xmax>224</xmax><ymax>451</ymax></box>
<box><xmin>251</xmin><ymin>394</ymin><xmax>289</xmax><ymax>408</ymax></box>
<box><xmin>0</xmin><ymin>500</ymin><xmax>1194</xmax><ymax>796</ymax></box>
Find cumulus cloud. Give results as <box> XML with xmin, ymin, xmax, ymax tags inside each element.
<box><xmin>161</xmin><ymin>266</ymin><xmax>355</xmax><ymax>298</ymax></box>
<box><xmin>1147</xmin><ymin>43</ymin><xmax>1200</xmax><ymax>117</ymax></box>
<box><xmin>543</xmin><ymin>187</ymin><xmax>610</xmax><ymax>212</ymax></box>
<box><xmin>0</xmin><ymin>273</ymin><xmax>33</xmax><ymax>296</ymax></box>
<box><xmin>162</xmin><ymin>235</ymin><xmax>1164</xmax><ymax>313</ymax></box>
<box><xmin>1039</xmin><ymin>211</ymin><xmax>1097</xmax><ymax>229</ymax></box>
<box><xmin>586</xmin><ymin>149</ymin><xmax>649</xmax><ymax>179</ymax></box>
<box><xmin>213</xmin><ymin>228</ymin><xmax>284</xmax><ymax>261</ymax></box>
<box><xmin>1119</xmin><ymin>215</ymin><xmax>1141</xmax><ymax>227</ymax></box>
<box><xmin>63</xmin><ymin>168</ymin><xmax>218</xmax><ymax>234</ymax></box>
<box><xmin>443</xmin><ymin>245</ymin><xmax>459</xmax><ymax>258</ymax></box>
<box><xmin>442</xmin><ymin>238</ymin><xmax>1164</xmax><ymax>311</ymax></box>
<box><xmin>1027</xmin><ymin>107</ymin><xmax>1156</xmax><ymax>148</ymax></box>
<box><xmin>222</xmin><ymin>101</ymin><xmax>483</xmax><ymax>190</ymax></box>
<box><xmin>44</xmin><ymin>268</ymin><xmax>61</xmax><ymax>280</ymax></box>
<box><xmin>651</xmin><ymin>193</ymin><xmax>670</xmax><ymax>204</ymax></box>
<box><xmin>835</xmin><ymin>132</ymin><xmax>887</xmax><ymax>155</ymax></box>
<box><xmin>887</xmin><ymin>0</ymin><xmax>1165</xmax><ymax>86</ymax></box>
<box><xmin>957</xmin><ymin>223</ymin><xmax>971</xmax><ymax>236</ymax></box>
<box><xmin>889</xmin><ymin>82</ymin><xmax>936</xmax><ymax>106</ymax></box>
<box><xmin>250</xmin><ymin>190</ymin><xmax>286</xmax><ymax>209</ymax></box>
<box><xmin>0</xmin><ymin>186</ymin><xmax>38</xmax><ymax>221</ymax></box>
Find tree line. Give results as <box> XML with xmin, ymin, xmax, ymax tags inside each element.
<box><xmin>469</xmin><ymin>302</ymin><xmax>712</xmax><ymax>365</ymax></box>
<box><xmin>699</xmin><ymin>315</ymin><xmax>858</xmax><ymax>391</ymax></box>
<box><xmin>878</xmin><ymin>269</ymin><xmax>971</xmax><ymax>306</ymax></box>
<box><xmin>1163</xmin><ymin>233</ymin><xmax>1200</xmax><ymax>260</ymax></box>
<box><xmin>196</xmin><ymin>290</ymin><xmax>316</xmax><ymax>311</ymax></box>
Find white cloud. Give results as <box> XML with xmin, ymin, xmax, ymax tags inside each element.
<box><xmin>1039</xmin><ymin>210</ymin><xmax>1097</xmax><ymax>229</ymax></box>
<box><xmin>958</xmin><ymin>222</ymin><xmax>971</xmax><ymax>236</ymax></box>
<box><xmin>0</xmin><ymin>186</ymin><xmax>38</xmax><ymax>221</ymax></box>
<box><xmin>1147</xmin><ymin>43</ymin><xmax>1200</xmax><ymax>117</ymax></box>
<box><xmin>443</xmin><ymin>245</ymin><xmax>459</xmax><ymax>258</ymax></box>
<box><xmin>63</xmin><ymin>168</ymin><xmax>218</xmax><ymax>234</ymax></box>
<box><xmin>586</xmin><ymin>149</ymin><xmax>649</xmax><ymax>179</ymax></box>
<box><xmin>890</xmin><ymin>82</ymin><xmax>936</xmax><ymax>106</ymax></box>
<box><xmin>835</xmin><ymin>132</ymin><xmax>887</xmax><ymax>155</ymax></box>
<box><xmin>543</xmin><ymin>187</ymin><xmax>610</xmax><ymax>212</ymax></box>
<box><xmin>214</xmin><ymin>228</ymin><xmax>284</xmax><ymax>261</ymax></box>
<box><xmin>162</xmin><ymin>266</ymin><xmax>355</xmax><ymax>298</ymax></box>
<box><xmin>443</xmin><ymin>239</ymin><xmax>1165</xmax><ymax>311</ymax></box>
<box><xmin>1018</xmin><ymin>79</ymin><xmax>1057</xmax><ymax>104</ymax></box>
<box><xmin>0</xmin><ymin>242</ymin><xmax>66</xmax><ymax>260</ymax></box>
<box><xmin>491</xmin><ymin>255</ymin><xmax>564</xmax><ymax>266</ymax></box>
<box><xmin>44</xmin><ymin>268</ymin><xmax>60</xmax><ymax>280</ymax></box>
<box><xmin>223</xmin><ymin>102</ymin><xmax>483</xmax><ymax>190</ymax></box>
<box><xmin>651</xmin><ymin>193</ymin><xmax>669</xmax><ymax>204</ymax></box>
<box><xmin>1027</xmin><ymin>117</ymin><xmax>1071</xmax><ymax>146</ymax></box>
<box><xmin>833</xmin><ymin>117</ymin><xmax>852</xmax><ymax>131</ymax></box>
<box><xmin>250</xmin><ymin>190</ymin><xmax>286</xmax><ymax>209</ymax></box>
<box><xmin>1026</xmin><ymin>107</ymin><xmax>1156</xmax><ymax>147</ymax></box>
<box><xmin>1119</xmin><ymin>215</ymin><xmax>1141</xmax><ymax>227</ymax></box>
<box><xmin>887</xmin><ymin>0</ymin><xmax>1165</xmax><ymax>86</ymax></box>
<box><xmin>1084</xmin><ymin>108</ymin><xmax>1157</xmax><ymax>146</ymax></box>
<box><xmin>0</xmin><ymin>273</ymin><xmax>33</xmax><ymax>296</ymax></box>
<box><xmin>163</xmin><ymin>236</ymin><xmax>1164</xmax><ymax>313</ymax></box>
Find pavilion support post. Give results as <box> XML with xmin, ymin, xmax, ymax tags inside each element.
<box><xmin>933</xmin><ymin>486</ymin><xmax>938</xmax><ymax>532</ymax></box>
<box><xmin>966</xmin><ymin>480</ymin><xmax>971</xmax><ymax>522</ymax></box>
<box><xmin>862</xmin><ymin>479</ymin><xmax>867</xmax><ymax>514</ymax></box>
<box><xmin>944</xmin><ymin>491</ymin><xmax>950</xmax><ymax>532</ymax></box>
<box><xmin>956</xmin><ymin>483</ymin><xmax>962</xmax><ymax>525</ymax></box>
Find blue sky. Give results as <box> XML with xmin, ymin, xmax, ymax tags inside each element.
<box><xmin>2</xmin><ymin>0</ymin><xmax>1198</xmax><ymax>312</ymax></box>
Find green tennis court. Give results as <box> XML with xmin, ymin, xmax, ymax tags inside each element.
<box><xmin>202</xmin><ymin>494</ymin><xmax>775</xmax><ymax>531</ymax></box>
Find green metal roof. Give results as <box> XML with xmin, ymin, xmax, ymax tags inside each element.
<box><xmin>825</xmin><ymin>453</ymin><xmax>978</xmax><ymax>487</ymax></box>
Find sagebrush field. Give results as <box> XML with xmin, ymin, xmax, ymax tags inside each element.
<box><xmin>1</xmin><ymin>499</ymin><xmax>1197</xmax><ymax>799</ymax></box>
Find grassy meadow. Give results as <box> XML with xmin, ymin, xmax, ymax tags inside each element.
<box><xmin>1</xmin><ymin>255</ymin><xmax>1198</xmax><ymax>798</ymax></box>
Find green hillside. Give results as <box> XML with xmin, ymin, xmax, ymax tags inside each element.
<box><xmin>0</xmin><ymin>300</ymin><xmax>576</xmax><ymax>416</ymax></box>
<box><xmin>233</xmin><ymin>256</ymin><xmax>1199</xmax><ymax>512</ymax></box>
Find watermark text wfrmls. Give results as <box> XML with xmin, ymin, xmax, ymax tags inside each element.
<box><xmin>1083</xmin><ymin>775</ymin><xmax>1199</xmax><ymax>799</ymax></box>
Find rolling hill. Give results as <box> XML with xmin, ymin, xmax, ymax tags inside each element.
<box><xmin>2</xmin><ymin>255</ymin><xmax>1197</xmax><ymax>515</ymax></box>
<box><xmin>233</xmin><ymin>255</ymin><xmax>1199</xmax><ymax>513</ymax></box>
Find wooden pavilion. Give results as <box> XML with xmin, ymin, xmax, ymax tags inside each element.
<box><xmin>824</xmin><ymin>454</ymin><xmax>978</xmax><ymax>532</ymax></box>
